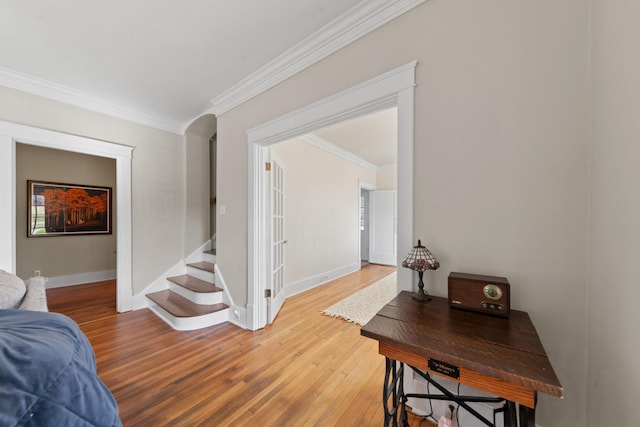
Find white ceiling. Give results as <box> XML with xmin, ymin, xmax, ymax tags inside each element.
<box><xmin>0</xmin><ymin>0</ymin><xmax>365</xmax><ymax>128</ymax></box>
<box><xmin>312</xmin><ymin>108</ymin><xmax>397</xmax><ymax>168</ymax></box>
<box><xmin>0</xmin><ymin>1</ymin><xmax>411</xmax><ymax>163</ymax></box>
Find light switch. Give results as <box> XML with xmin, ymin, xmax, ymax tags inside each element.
<box><xmin>220</xmin><ymin>205</ymin><xmax>226</xmax><ymax>215</ymax></box>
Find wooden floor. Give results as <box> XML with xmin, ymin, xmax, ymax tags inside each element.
<box><xmin>47</xmin><ymin>265</ymin><xmax>434</xmax><ymax>426</ymax></box>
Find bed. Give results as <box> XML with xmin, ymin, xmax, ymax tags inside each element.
<box><xmin>0</xmin><ymin>309</ymin><xmax>121</xmax><ymax>427</ymax></box>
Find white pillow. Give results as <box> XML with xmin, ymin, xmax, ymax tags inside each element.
<box><xmin>20</xmin><ymin>276</ymin><xmax>48</xmax><ymax>311</ymax></box>
<box><xmin>0</xmin><ymin>269</ymin><xmax>27</xmax><ymax>309</ymax></box>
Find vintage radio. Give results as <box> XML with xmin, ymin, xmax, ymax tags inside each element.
<box><xmin>448</xmin><ymin>272</ymin><xmax>510</xmax><ymax>318</ymax></box>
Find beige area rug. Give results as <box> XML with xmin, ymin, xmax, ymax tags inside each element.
<box><xmin>322</xmin><ymin>272</ymin><xmax>397</xmax><ymax>326</ymax></box>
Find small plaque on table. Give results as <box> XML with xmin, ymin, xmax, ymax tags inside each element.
<box><xmin>428</xmin><ymin>358</ymin><xmax>460</xmax><ymax>380</ymax></box>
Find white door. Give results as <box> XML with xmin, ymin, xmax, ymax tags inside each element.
<box><xmin>368</xmin><ymin>190</ymin><xmax>396</xmax><ymax>266</ymax></box>
<box><xmin>267</xmin><ymin>154</ymin><xmax>286</xmax><ymax>323</ymax></box>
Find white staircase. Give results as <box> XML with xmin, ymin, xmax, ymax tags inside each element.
<box><xmin>146</xmin><ymin>249</ymin><xmax>229</xmax><ymax>331</ymax></box>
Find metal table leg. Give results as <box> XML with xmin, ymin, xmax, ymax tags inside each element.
<box><xmin>519</xmin><ymin>404</ymin><xmax>536</xmax><ymax>427</ymax></box>
<box><xmin>503</xmin><ymin>401</ymin><xmax>517</xmax><ymax>427</ymax></box>
<box><xmin>382</xmin><ymin>359</ymin><xmax>533</xmax><ymax>427</ymax></box>
<box><xmin>383</xmin><ymin>358</ymin><xmax>407</xmax><ymax>427</ymax></box>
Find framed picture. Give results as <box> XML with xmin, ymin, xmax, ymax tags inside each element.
<box><xmin>28</xmin><ymin>180</ymin><xmax>112</xmax><ymax>237</ymax></box>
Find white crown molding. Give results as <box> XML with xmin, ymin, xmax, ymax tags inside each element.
<box><xmin>0</xmin><ymin>66</ymin><xmax>184</xmax><ymax>135</ymax></box>
<box><xmin>210</xmin><ymin>0</ymin><xmax>426</xmax><ymax>116</ymax></box>
<box><xmin>0</xmin><ymin>0</ymin><xmax>425</xmax><ymax>134</ymax></box>
<box><xmin>247</xmin><ymin>60</ymin><xmax>416</xmax><ymax>146</ymax></box>
<box><xmin>298</xmin><ymin>133</ymin><xmax>378</xmax><ymax>172</ymax></box>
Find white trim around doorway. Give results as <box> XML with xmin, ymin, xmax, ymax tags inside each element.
<box><xmin>0</xmin><ymin>121</ymin><xmax>134</xmax><ymax>312</ymax></box>
<box><xmin>246</xmin><ymin>61</ymin><xmax>417</xmax><ymax>331</ymax></box>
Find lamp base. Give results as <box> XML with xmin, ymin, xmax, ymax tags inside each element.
<box><xmin>412</xmin><ymin>272</ymin><xmax>432</xmax><ymax>302</ymax></box>
<box><xmin>412</xmin><ymin>290</ymin><xmax>432</xmax><ymax>302</ymax></box>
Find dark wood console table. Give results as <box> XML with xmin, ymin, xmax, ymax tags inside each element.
<box><xmin>361</xmin><ymin>291</ymin><xmax>563</xmax><ymax>427</ymax></box>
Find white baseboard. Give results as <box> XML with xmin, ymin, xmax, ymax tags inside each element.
<box><xmin>246</xmin><ymin>303</ymin><xmax>257</xmax><ymax>331</ymax></box>
<box><xmin>228</xmin><ymin>304</ymin><xmax>247</xmax><ymax>329</ymax></box>
<box><xmin>285</xmin><ymin>262</ymin><xmax>361</xmax><ymax>298</ymax></box>
<box><xmin>211</xmin><ymin>265</ymin><xmax>246</xmax><ymax>328</ymax></box>
<box><xmin>45</xmin><ymin>269</ymin><xmax>116</xmax><ymax>288</ymax></box>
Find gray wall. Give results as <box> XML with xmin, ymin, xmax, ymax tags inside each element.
<box><xmin>1</xmin><ymin>0</ymin><xmax>637</xmax><ymax>423</ymax></box>
<box><xmin>216</xmin><ymin>1</ymin><xmax>589</xmax><ymax>425</ymax></box>
<box><xmin>588</xmin><ymin>1</ymin><xmax>640</xmax><ymax>425</ymax></box>
<box><xmin>16</xmin><ymin>144</ymin><xmax>116</xmax><ymax>280</ymax></box>
<box><xmin>271</xmin><ymin>138</ymin><xmax>376</xmax><ymax>286</ymax></box>
<box><xmin>0</xmin><ymin>84</ymin><xmax>186</xmax><ymax>295</ymax></box>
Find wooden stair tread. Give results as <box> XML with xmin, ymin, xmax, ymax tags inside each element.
<box><xmin>167</xmin><ymin>274</ymin><xmax>222</xmax><ymax>293</ymax></box>
<box><xmin>147</xmin><ymin>290</ymin><xmax>228</xmax><ymax>318</ymax></box>
<box><xmin>187</xmin><ymin>261</ymin><xmax>214</xmax><ymax>273</ymax></box>
<box><xmin>203</xmin><ymin>249</ymin><xmax>216</xmax><ymax>255</ymax></box>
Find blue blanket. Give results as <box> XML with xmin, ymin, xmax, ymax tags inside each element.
<box><xmin>0</xmin><ymin>310</ymin><xmax>121</xmax><ymax>427</ymax></box>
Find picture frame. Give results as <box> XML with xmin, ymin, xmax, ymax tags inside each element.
<box><xmin>27</xmin><ymin>180</ymin><xmax>112</xmax><ymax>237</ymax></box>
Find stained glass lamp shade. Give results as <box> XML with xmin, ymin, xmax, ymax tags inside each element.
<box><xmin>401</xmin><ymin>240</ymin><xmax>439</xmax><ymax>302</ymax></box>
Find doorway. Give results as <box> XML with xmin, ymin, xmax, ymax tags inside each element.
<box><xmin>361</xmin><ymin>188</ymin><xmax>370</xmax><ymax>265</ymax></box>
<box><xmin>367</xmin><ymin>189</ymin><xmax>397</xmax><ymax>266</ymax></box>
<box><xmin>16</xmin><ymin>144</ymin><xmax>117</xmax><ymax>290</ymax></box>
<box><xmin>0</xmin><ymin>120</ymin><xmax>134</xmax><ymax>312</ymax></box>
<box><xmin>247</xmin><ymin>61</ymin><xmax>417</xmax><ymax>331</ymax></box>
<box><xmin>184</xmin><ymin>114</ymin><xmax>217</xmax><ymax>257</ymax></box>
<box><xmin>210</xmin><ymin>133</ymin><xmax>217</xmax><ymax>248</ymax></box>
<box><xmin>359</xmin><ymin>183</ymin><xmax>376</xmax><ymax>266</ymax></box>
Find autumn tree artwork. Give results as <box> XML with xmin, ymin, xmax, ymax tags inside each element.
<box><xmin>28</xmin><ymin>181</ymin><xmax>111</xmax><ymax>237</ymax></box>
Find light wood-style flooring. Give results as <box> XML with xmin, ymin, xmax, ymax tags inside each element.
<box><xmin>47</xmin><ymin>265</ymin><xmax>433</xmax><ymax>426</ymax></box>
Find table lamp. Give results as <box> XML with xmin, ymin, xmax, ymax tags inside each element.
<box><xmin>402</xmin><ymin>240</ymin><xmax>439</xmax><ymax>302</ymax></box>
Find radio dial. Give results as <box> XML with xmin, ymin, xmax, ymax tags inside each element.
<box><xmin>483</xmin><ymin>284</ymin><xmax>503</xmax><ymax>301</ymax></box>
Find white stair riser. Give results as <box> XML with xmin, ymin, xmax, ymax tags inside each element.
<box><xmin>168</xmin><ymin>282</ymin><xmax>224</xmax><ymax>305</ymax></box>
<box><xmin>147</xmin><ymin>301</ymin><xmax>229</xmax><ymax>331</ymax></box>
<box><xmin>187</xmin><ymin>267</ymin><xmax>215</xmax><ymax>283</ymax></box>
<box><xmin>203</xmin><ymin>253</ymin><xmax>217</xmax><ymax>264</ymax></box>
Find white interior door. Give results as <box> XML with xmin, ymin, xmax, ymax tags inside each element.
<box><xmin>267</xmin><ymin>154</ymin><xmax>286</xmax><ymax>323</ymax></box>
<box><xmin>368</xmin><ymin>190</ymin><xmax>396</xmax><ymax>266</ymax></box>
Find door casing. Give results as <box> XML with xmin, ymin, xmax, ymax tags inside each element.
<box><xmin>0</xmin><ymin>120</ymin><xmax>133</xmax><ymax>312</ymax></box>
<box><xmin>247</xmin><ymin>61</ymin><xmax>417</xmax><ymax>331</ymax></box>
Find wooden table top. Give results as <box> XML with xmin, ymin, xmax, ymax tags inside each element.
<box><xmin>361</xmin><ymin>291</ymin><xmax>563</xmax><ymax>399</ymax></box>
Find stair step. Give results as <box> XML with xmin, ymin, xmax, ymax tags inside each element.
<box><xmin>203</xmin><ymin>249</ymin><xmax>216</xmax><ymax>255</ymax></box>
<box><xmin>167</xmin><ymin>274</ymin><xmax>222</xmax><ymax>293</ymax></box>
<box><xmin>187</xmin><ymin>261</ymin><xmax>214</xmax><ymax>273</ymax></box>
<box><xmin>147</xmin><ymin>290</ymin><xmax>228</xmax><ymax>318</ymax></box>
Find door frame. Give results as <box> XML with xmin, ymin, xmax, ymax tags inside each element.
<box><xmin>0</xmin><ymin>120</ymin><xmax>134</xmax><ymax>312</ymax></box>
<box><xmin>247</xmin><ymin>61</ymin><xmax>416</xmax><ymax>331</ymax></box>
